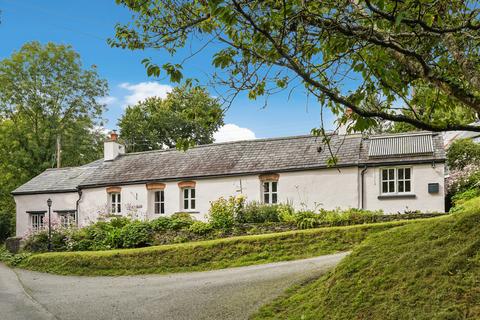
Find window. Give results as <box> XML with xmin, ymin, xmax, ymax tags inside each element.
<box><xmin>263</xmin><ymin>181</ymin><xmax>278</xmax><ymax>204</ymax></box>
<box><xmin>110</xmin><ymin>192</ymin><xmax>121</xmax><ymax>214</ymax></box>
<box><xmin>59</xmin><ymin>212</ymin><xmax>76</xmax><ymax>228</ymax></box>
<box><xmin>381</xmin><ymin>168</ymin><xmax>412</xmax><ymax>194</ymax></box>
<box><xmin>182</xmin><ymin>188</ymin><xmax>195</xmax><ymax>210</ymax></box>
<box><xmin>31</xmin><ymin>213</ymin><xmax>45</xmax><ymax>232</ymax></box>
<box><xmin>154</xmin><ymin>190</ymin><xmax>165</xmax><ymax>214</ymax></box>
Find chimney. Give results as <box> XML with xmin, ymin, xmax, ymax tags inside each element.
<box><xmin>338</xmin><ymin>108</ymin><xmax>354</xmax><ymax>135</ymax></box>
<box><xmin>104</xmin><ymin>130</ymin><xmax>125</xmax><ymax>161</ymax></box>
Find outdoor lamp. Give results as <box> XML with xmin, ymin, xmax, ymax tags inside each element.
<box><xmin>47</xmin><ymin>198</ymin><xmax>52</xmax><ymax>251</ymax></box>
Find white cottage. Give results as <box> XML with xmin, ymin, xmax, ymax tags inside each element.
<box><xmin>12</xmin><ymin>131</ymin><xmax>446</xmax><ymax>236</ymax></box>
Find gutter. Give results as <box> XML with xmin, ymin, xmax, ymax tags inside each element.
<box><xmin>75</xmin><ymin>189</ymin><xmax>83</xmax><ymax>228</ymax></box>
<box><xmin>360</xmin><ymin>165</ymin><xmax>368</xmax><ymax>209</ymax></box>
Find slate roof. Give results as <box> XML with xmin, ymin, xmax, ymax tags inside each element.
<box><xmin>12</xmin><ymin>132</ymin><xmax>445</xmax><ymax>195</ymax></box>
<box><xmin>11</xmin><ymin>161</ymin><xmax>101</xmax><ymax>195</ymax></box>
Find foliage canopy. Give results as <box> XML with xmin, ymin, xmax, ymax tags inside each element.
<box><xmin>118</xmin><ymin>85</ymin><xmax>224</xmax><ymax>152</ymax></box>
<box><xmin>112</xmin><ymin>0</ymin><xmax>480</xmax><ymax>133</ymax></box>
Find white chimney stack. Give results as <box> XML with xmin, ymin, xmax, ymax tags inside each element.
<box><xmin>104</xmin><ymin>131</ymin><xmax>125</xmax><ymax>161</ymax></box>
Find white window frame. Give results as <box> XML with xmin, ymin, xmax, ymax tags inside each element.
<box><xmin>30</xmin><ymin>213</ymin><xmax>45</xmax><ymax>232</ymax></box>
<box><xmin>110</xmin><ymin>192</ymin><xmax>121</xmax><ymax>214</ymax></box>
<box><xmin>59</xmin><ymin>212</ymin><xmax>76</xmax><ymax>228</ymax></box>
<box><xmin>380</xmin><ymin>167</ymin><xmax>412</xmax><ymax>195</ymax></box>
<box><xmin>263</xmin><ymin>181</ymin><xmax>278</xmax><ymax>204</ymax></box>
<box><xmin>154</xmin><ymin>190</ymin><xmax>165</xmax><ymax>214</ymax></box>
<box><xmin>182</xmin><ymin>187</ymin><xmax>196</xmax><ymax>211</ymax></box>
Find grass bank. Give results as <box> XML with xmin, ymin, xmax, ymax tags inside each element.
<box><xmin>253</xmin><ymin>198</ymin><xmax>480</xmax><ymax>320</ymax></box>
<box><xmin>17</xmin><ymin>220</ymin><xmax>416</xmax><ymax>276</ymax></box>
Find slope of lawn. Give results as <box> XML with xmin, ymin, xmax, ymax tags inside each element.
<box><xmin>253</xmin><ymin>197</ymin><xmax>480</xmax><ymax>320</ymax></box>
<box><xmin>16</xmin><ymin>220</ymin><xmax>417</xmax><ymax>276</ymax></box>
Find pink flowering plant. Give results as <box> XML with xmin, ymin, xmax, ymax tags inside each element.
<box><xmin>446</xmin><ymin>164</ymin><xmax>480</xmax><ymax>210</ymax></box>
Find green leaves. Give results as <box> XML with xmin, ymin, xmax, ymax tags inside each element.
<box><xmin>142</xmin><ymin>59</ymin><xmax>184</xmax><ymax>83</ymax></box>
<box><xmin>113</xmin><ymin>0</ymin><xmax>480</xmax><ymax>134</ymax></box>
<box><xmin>213</xmin><ymin>48</ymin><xmax>237</xmax><ymax>69</ymax></box>
<box><xmin>118</xmin><ymin>85</ymin><xmax>224</xmax><ymax>152</ymax></box>
<box><xmin>0</xmin><ymin>42</ymin><xmax>108</xmax><ymax>239</ymax></box>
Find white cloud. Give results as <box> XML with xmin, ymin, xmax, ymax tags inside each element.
<box><xmin>119</xmin><ymin>82</ymin><xmax>173</xmax><ymax>106</ymax></box>
<box><xmin>214</xmin><ymin>124</ymin><xmax>256</xmax><ymax>143</ymax></box>
<box><xmin>98</xmin><ymin>96</ymin><xmax>117</xmax><ymax>106</ymax></box>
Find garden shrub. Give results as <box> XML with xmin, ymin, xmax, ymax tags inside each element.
<box><xmin>189</xmin><ymin>221</ymin><xmax>214</xmax><ymax>235</ymax></box>
<box><xmin>446</xmin><ymin>139</ymin><xmax>480</xmax><ymax>170</ymax></box>
<box><xmin>236</xmin><ymin>201</ymin><xmax>282</xmax><ymax>223</ymax></box>
<box><xmin>0</xmin><ymin>246</ymin><xmax>31</xmax><ymax>266</ymax></box>
<box><xmin>208</xmin><ymin>196</ymin><xmax>244</xmax><ymax>229</ymax></box>
<box><xmin>24</xmin><ymin>228</ymin><xmax>70</xmax><ymax>252</ymax></box>
<box><xmin>149</xmin><ymin>217</ymin><xmax>172</xmax><ymax>231</ymax></box>
<box><xmin>294</xmin><ymin>210</ymin><xmax>321</xmax><ymax>229</ymax></box>
<box><xmin>120</xmin><ymin>221</ymin><xmax>153</xmax><ymax>248</ymax></box>
<box><xmin>169</xmin><ymin>212</ymin><xmax>194</xmax><ymax>230</ymax></box>
<box><xmin>277</xmin><ymin>204</ymin><xmax>296</xmax><ymax>223</ymax></box>
<box><xmin>451</xmin><ymin>188</ymin><xmax>480</xmax><ymax>211</ymax></box>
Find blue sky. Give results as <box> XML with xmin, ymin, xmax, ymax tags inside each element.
<box><xmin>0</xmin><ymin>0</ymin><xmax>336</xmax><ymax>141</ymax></box>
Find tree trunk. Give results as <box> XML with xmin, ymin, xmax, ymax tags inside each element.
<box><xmin>56</xmin><ymin>134</ymin><xmax>61</xmax><ymax>168</ymax></box>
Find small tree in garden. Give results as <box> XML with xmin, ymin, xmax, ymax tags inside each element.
<box><xmin>447</xmin><ymin>139</ymin><xmax>480</xmax><ymax>171</ymax></box>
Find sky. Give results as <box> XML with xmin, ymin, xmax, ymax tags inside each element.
<box><xmin>0</xmin><ymin>0</ymin><xmax>336</xmax><ymax>142</ymax></box>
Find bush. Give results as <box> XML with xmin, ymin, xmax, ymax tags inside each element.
<box><xmin>120</xmin><ymin>221</ymin><xmax>153</xmax><ymax>248</ymax></box>
<box><xmin>149</xmin><ymin>217</ymin><xmax>172</xmax><ymax>231</ymax></box>
<box><xmin>0</xmin><ymin>246</ymin><xmax>31</xmax><ymax>266</ymax></box>
<box><xmin>294</xmin><ymin>210</ymin><xmax>321</xmax><ymax>229</ymax></box>
<box><xmin>189</xmin><ymin>221</ymin><xmax>214</xmax><ymax>235</ymax></box>
<box><xmin>236</xmin><ymin>201</ymin><xmax>281</xmax><ymax>223</ymax></box>
<box><xmin>277</xmin><ymin>204</ymin><xmax>296</xmax><ymax>223</ymax></box>
<box><xmin>447</xmin><ymin>139</ymin><xmax>480</xmax><ymax>170</ymax></box>
<box><xmin>169</xmin><ymin>212</ymin><xmax>194</xmax><ymax>230</ymax></box>
<box><xmin>208</xmin><ymin>196</ymin><xmax>244</xmax><ymax>229</ymax></box>
<box><xmin>451</xmin><ymin>188</ymin><xmax>480</xmax><ymax>211</ymax></box>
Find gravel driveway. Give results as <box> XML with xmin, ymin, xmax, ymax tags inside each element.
<box><xmin>1</xmin><ymin>252</ymin><xmax>347</xmax><ymax>320</ymax></box>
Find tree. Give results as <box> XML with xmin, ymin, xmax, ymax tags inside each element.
<box><xmin>0</xmin><ymin>42</ymin><xmax>108</xmax><ymax>169</ymax></box>
<box><xmin>111</xmin><ymin>0</ymin><xmax>480</xmax><ymax>133</ymax></box>
<box><xmin>118</xmin><ymin>85</ymin><xmax>224</xmax><ymax>152</ymax></box>
<box><xmin>447</xmin><ymin>139</ymin><xmax>480</xmax><ymax>170</ymax></box>
<box><xmin>0</xmin><ymin>42</ymin><xmax>108</xmax><ymax>239</ymax></box>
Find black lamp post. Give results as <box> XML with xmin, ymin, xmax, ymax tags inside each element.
<box><xmin>47</xmin><ymin>198</ymin><xmax>52</xmax><ymax>251</ymax></box>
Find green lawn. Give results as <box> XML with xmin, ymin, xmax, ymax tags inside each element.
<box><xmin>252</xmin><ymin>198</ymin><xmax>480</xmax><ymax>320</ymax></box>
<box><xmin>16</xmin><ymin>220</ymin><xmax>416</xmax><ymax>276</ymax></box>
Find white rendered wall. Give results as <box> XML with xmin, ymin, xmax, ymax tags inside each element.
<box><xmin>15</xmin><ymin>164</ymin><xmax>446</xmax><ymax>235</ymax></box>
<box><xmin>362</xmin><ymin>163</ymin><xmax>445</xmax><ymax>213</ymax></box>
<box><xmin>76</xmin><ymin>167</ymin><xmax>360</xmax><ymax>223</ymax></box>
<box><xmin>14</xmin><ymin>192</ymin><xmax>79</xmax><ymax>236</ymax></box>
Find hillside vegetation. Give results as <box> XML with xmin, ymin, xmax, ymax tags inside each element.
<box><xmin>253</xmin><ymin>197</ymin><xmax>480</xmax><ymax>320</ymax></box>
<box><xmin>15</xmin><ymin>220</ymin><xmax>413</xmax><ymax>276</ymax></box>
